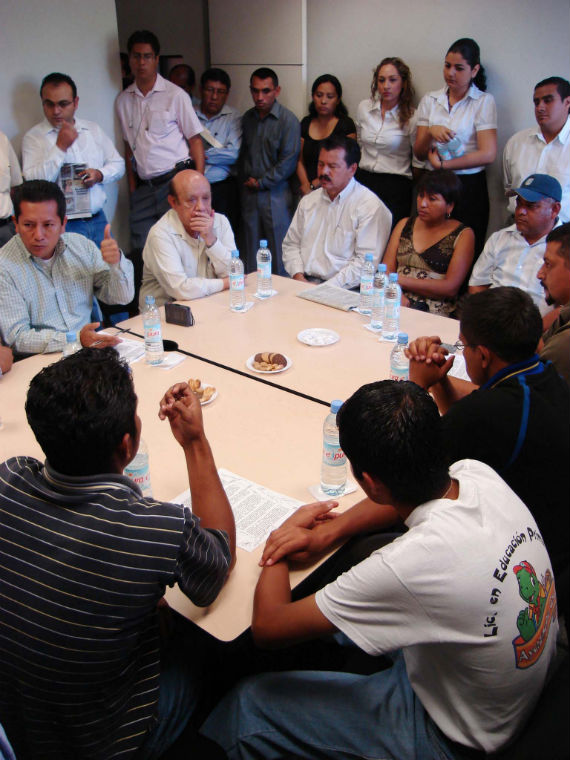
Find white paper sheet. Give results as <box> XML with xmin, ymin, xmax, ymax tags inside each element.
<box><xmin>173</xmin><ymin>468</ymin><xmax>303</xmax><ymax>552</ymax></box>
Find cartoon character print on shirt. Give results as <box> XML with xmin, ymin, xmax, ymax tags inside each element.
<box><xmin>512</xmin><ymin>560</ymin><xmax>557</xmax><ymax>669</ymax></box>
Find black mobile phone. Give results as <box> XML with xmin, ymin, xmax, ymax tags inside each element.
<box><xmin>164</xmin><ymin>302</ymin><xmax>194</xmax><ymax>327</ymax></box>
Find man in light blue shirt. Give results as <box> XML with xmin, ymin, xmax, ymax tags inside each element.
<box><xmin>0</xmin><ymin>181</ymin><xmax>134</xmax><ymax>355</ymax></box>
<box><xmin>196</xmin><ymin>68</ymin><xmax>241</xmax><ymax>233</ymax></box>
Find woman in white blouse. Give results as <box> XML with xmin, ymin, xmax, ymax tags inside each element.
<box><xmin>414</xmin><ymin>38</ymin><xmax>497</xmax><ymax>260</ymax></box>
<box><xmin>355</xmin><ymin>57</ymin><xmax>417</xmax><ymax>227</ymax></box>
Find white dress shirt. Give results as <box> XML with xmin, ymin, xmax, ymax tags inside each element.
<box><xmin>0</xmin><ymin>132</ymin><xmax>22</xmax><ymax>219</ymax></box>
<box><xmin>469</xmin><ymin>223</ymin><xmax>552</xmax><ymax>314</ymax></box>
<box><xmin>116</xmin><ymin>74</ymin><xmax>202</xmax><ymax>180</ymax></box>
<box><xmin>22</xmin><ymin>118</ymin><xmax>124</xmax><ymax>215</ymax></box>
<box><xmin>503</xmin><ymin>117</ymin><xmax>570</xmax><ymax>223</ymax></box>
<box><xmin>282</xmin><ymin>178</ymin><xmax>392</xmax><ymax>289</ymax></box>
<box><xmin>140</xmin><ymin>208</ymin><xmax>235</xmax><ymax>308</ymax></box>
<box><xmin>416</xmin><ymin>84</ymin><xmax>497</xmax><ymax>174</ymax></box>
<box><xmin>356</xmin><ymin>99</ymin><xmax>417</xmax><ymax>178</ymax></box>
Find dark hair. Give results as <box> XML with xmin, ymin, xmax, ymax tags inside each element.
<box><xmin>459</xmin><ymin>287</ymin><xmax>543</xmax><ymax>363</ymax></box>
<box><xmin>447</xmin><ymin>38</ymin><xmax>487</xmax><ymax>91</ymax></box>
<box><xmin>40</xmin><ymin>72</ymin><xmax>77</xmax><ymax>99</ymax></box>
<box><xmin>416</xmin><ymin>169</ymin><xmax>462</xmax><ymax>207</ymax></box>
<box><xmin>319</xmin><ymin>134</ymin><xmax>360</xmax><ymax>167</ymax></box>
<box><xmin>370</xmin><ymin>57</ymin><xmax>415</xmax><ymax>128</ymax></box>
<box><xmin>546</xmin><ymin>222</ymin><xmax>570</xmax><ymax>265</ymax></box>
<box><xmin>13</xmin><ymin>180</ymin><xmax>66</xmax><ymax>222</ymax></box>
<box><xmin>169</xmin><ymin>63</ymin><xmax>195</xmax><ymax>89</ymax></box>
<box><xmin>26</xmin><ymin>348</ymin><xmax>138</xmax><ymax>476</ymax></box>
<box><xmin>308</xmin><ymin>74</ymin><xmax>348</xmax><ymax>118</ymax></box>
<box><xmin>250</xmin><ymin>68</ymin><xmax>278</xmax><ymax>88</ymax></box>
<box><xmin>534</xmin><ymin>76</ymin><xmax>570</xmax><ymax>102</ymax></box>
<box><xmin>127</xmin><ymin>30</ymin><xmax>160</xmax><ymax>56</ymax></box>
<box><xmin>201</xmin><ymin>67</ymin><xmax>231</xmax><ymax>90</ymax></box>
<box><xmin>337</xmin><ymin>381</ymin><xmax>449</xmax><ymax>505</ymax></box>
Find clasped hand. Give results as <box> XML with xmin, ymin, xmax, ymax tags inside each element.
<box><xmin>260</xmin><ymin>500</ymin><xmax>339</xmax><ymax>567</ymax></box>
<box><xmin>405</xmin><ymin>335</ymin><xmax>455</xmax><ymax>389</ymax></box>
<box><xmin>158</xmin><ymin>382</ymin><xmax>205</xmax><ymax>447</ymax></box>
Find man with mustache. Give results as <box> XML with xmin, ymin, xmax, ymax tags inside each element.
<box><xmin>282</xmin><ymin>135</ymin><xmax>391</xmax><ymax>288</ymax></box>
<box><xmin>468</xmin><ymin>173</ymin><xmax>561</xmax><ymax>314</ymax></box>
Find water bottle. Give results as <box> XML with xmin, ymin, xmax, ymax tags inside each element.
<box><xmin>370</xmin><ymin>263</ymin><xmax>387</xmax><ymax>330</ymax></box>
<box><xmin>382</xmin><ymin>273</ymin><xmax>401</xmax><ymax>342</ymax></box>
<box><xmin>256</xmin><ymin>239</ymin><xmax>272</xmax><ymax>298</ymax></box>
<box><xmin>142</xmin><ymin>295</ymin><xmax>164</xmax><ymax>364</ymax></box>
<box><xmin>62</xmin><ymin>331</ymin><xmax>80</xmax><ymax>357</ymax></box>
<box><xmin>124</xmin><ymin>438</ymin><xmax>153</xmax><ymax>497</ymax></box>
<box><xmin>437</xmin><ymin>136</ymin><xmax>464</xmax><ymax>161</ymax></box>
<box><xmin>320</xmin><ymin>400</ymin><xmax>348</xmax><ymax>496</ymax></box>
<box><xmin>229</xmin><ymin>249</ymin><xmax>245</xmax><ymax>311</ymax></box>
<box><xmin>390</xmin><ymin>333</ymin><xmax>409</xmax><ymax>381</ymax></box>
<box><xmin>359</xmin><ymin>253</ymin><xmax>375</xmax><ymax>314</ymax></box>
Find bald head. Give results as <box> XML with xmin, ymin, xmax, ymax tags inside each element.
<box><xmin>168</xmin><ymin>170</ymin><xmax>213</xmax><ymax>237</ymax></box>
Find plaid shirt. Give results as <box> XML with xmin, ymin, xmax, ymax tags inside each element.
<box><xmin>0</xmin><ymin>232</ymin><xmax>133</xmax><ymax>353</ymax></box>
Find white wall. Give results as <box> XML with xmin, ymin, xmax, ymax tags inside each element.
<box><xmin>0</xmin><ymin>0</ymin><xmax>129</xmax><ymax>247</ymax></box>
<box><xmin>306</xmin><ymin>0</ymin><xmax>570</xmax><ymax>233</ymax></box>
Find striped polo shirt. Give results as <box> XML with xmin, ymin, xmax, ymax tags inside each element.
<box><xmin>0</xmin><ymin>456</ymin><xmax>231</xmax><ymax>759</ymax></box>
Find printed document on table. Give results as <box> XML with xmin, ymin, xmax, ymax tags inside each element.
<box><xmin>297</xmin><ymin>283</ymin><xmax>359</xmax><ymax>311</ymax></box>
<box><xmin>173</xmin><ymin>469</ymin><xmax>303</xmax><ymax>552</ymax></box>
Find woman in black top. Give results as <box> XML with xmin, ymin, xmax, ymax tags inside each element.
<box><xmin>296</xmin><ymin>74</ymin><xmax>356</xmax><ymax>196</ymax></box>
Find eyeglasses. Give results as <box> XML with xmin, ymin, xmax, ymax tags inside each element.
<box><xmin>42</xmin><ymin>100</ymin><xmax>74</xmax><ymax>110</ymax></box>
<box><xmin>130</xmin><ymin>52</ymin><xmax>155</xmax><ymax>61</ymax></box>
<box><xmin>203</xmin><ymin>86</ymin><xmax>228</xmax><ymax>96</ymax></box>
<box><xmin>452</xmin><ymin>340</ymin><xmax>465</xmax><ymax>352</ymax></box>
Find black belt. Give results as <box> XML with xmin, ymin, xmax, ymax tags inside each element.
<box><xmin>137</xmin><ymin>159</ymin><xmax>194</xmax><ymax>188</ymax></box>
<box><xmin>0</xmin><ymin>217</ymin><xmax>12</xmax><ymax>227</ymax></box>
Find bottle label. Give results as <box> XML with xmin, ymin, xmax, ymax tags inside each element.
<box><xmin>322</xmin><ymin>442</ymin><xmax>346</xmax><ymax>467</ymax></box>
<box><xmin>124</xmin><ymin>464</ymin><xmax>152</xmax><ymax>496</ymax></box>
<box><xmin>230</xmin><ymin>273</ymin><xmax>244</xmax><ymax>290</ymax></box>
<box><xmin>258</xmin><ymin>262</ymin><xmax>271</xmax><ymax>278</ymax></box>
<box><xmin>145</xmin><ymin>326</ymin><xmax>162</xmax><ymax>340</ymax></box>
<box><xmin>390</xmin><ymin>366</ymin><xmax>409</xmax><ymax>382</ymax></box>
<box><xmin>360</xmin><ymin>276</ymin><xmax>373</xmax><ymax>295</ymax></box>
<box><xmin>385</xmin><ymin>301</ymin><xmax>400</xmax><ymax>320</ymax></box>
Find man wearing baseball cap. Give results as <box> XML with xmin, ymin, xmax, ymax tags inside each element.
<box><xmin>469</xmin><ymin>173</ymin><xmax>561</xmax><ymax>314</ymax></box>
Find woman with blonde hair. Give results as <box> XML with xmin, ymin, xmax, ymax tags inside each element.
<box><xmin>355</xmin><ymin>57</ymin><xmax>417</xmax><ymax>225</ymax></box>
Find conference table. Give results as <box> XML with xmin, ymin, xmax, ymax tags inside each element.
<box><xmin>119</xmin><ymin>275</ymin><xmax>462</xmax><ymax>405</ymax></box>
<box><xmin>1</xmin><ymin>277</ymin><xmax>460</xmax><ymax>640</ymax></box>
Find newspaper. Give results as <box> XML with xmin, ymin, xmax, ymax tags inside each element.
<box><xmin>297</xmin><ymin>282</ymin><xmax>359</xmax><ymax>311</ymax></box>
<box><xmin>59</xmin><ymin>163</ymin><xmax>91</xmax><ymax>219</ymax></box>
<box><xmin>174</xmin><ymin>469</ymin><xmax>303</xmax><ymax>552</ymax></box>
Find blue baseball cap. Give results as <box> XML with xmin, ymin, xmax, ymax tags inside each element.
<box><xmin>514</xmin><ymin>174</ymin><xmax>562</xmax><ymax>203</ymax></box>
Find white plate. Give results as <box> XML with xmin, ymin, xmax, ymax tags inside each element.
<box><xmin>246</xmin><ymin>354</ymin><xmax>292</xmax><ymax>374</ymax></box>
<box><xmin>297</xmin><ymin>328</ymin><xmax>340</xmax><ymax>347</ymax></box>
<box><xmin>190</xmin><ymin>382</ymin><xmax>218</xmax><ymax>406</ymax></box>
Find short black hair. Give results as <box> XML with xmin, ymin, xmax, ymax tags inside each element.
<box><xmin>13</xmin><ymin>180</ymin><xmax>66</xmax><ymax>223</ymax></box>
<box><xmin>40</xmin><ymin>72</ymin><xmax>77</xmax><ymax>99</ymax></box>
<box><xmin>546</xmin><ymin>222</ymin><xmax>570</xmax><ymax>265</ymax></box>
<box><xmin>250</xmin><ymin>68</ymin><xmax>278</xmax><ymax>88</ymax></box>
<box><xmin>319</xmin><ymin>135</ymin><xmax>360</xmax><ymax>167</ymax></box>
<box><xmin>26</xmin><ymin>348</ymin><xmax>138</xmax><ymax>476</ymax></box>
<box><xmin>459</xmin><ymin>287</ymin><xmax>543</xmax><ymax>363</ymax></box>
<box><xmin>534</xmin><ymin>76</ymin><xmax>570</xmax><ymax>101</ymax></box>
<box><xmin>416</xmin><ymin>169</ymin><xmax>462</xmax><ymax>207</ymax></box>
<box><xmin>127</xmin><ymin>30</ymin><xmax>160</xmax><ymax>56</ymax></box>
<box><xmin>337</xmin><ymin>381</ymin><xmax>449</xmax><ymax>506</ymax></box>
<box><xmin>169</xmin><ymin>63</ymin><xmax>195</xmax><ymax>89</ymax></box>
<box><xmin>201</xmin><ymin>67</ymin><xmax>231</xmax><ymax>90</ymax></box>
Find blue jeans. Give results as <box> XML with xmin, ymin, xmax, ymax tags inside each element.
<box><xmin>65</xmin><ymin>209</ymin><xmax>108</xmax><ymax>247</ymax></box>
<box><xmin>201</xmin><ymin>650</ymin><xmax>458</xmax><ymax>760</ymax></box>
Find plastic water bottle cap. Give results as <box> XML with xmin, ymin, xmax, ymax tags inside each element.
<box><xmin>397</xmin><ymin>333</ymin><xmax>408</xmax><ymax>344</ymax></box>
<box><xmin>364</xmin><ymin>253</ymin><xmax>373</xmax><ymax>261</ymax></box>
<box><xmin>259</xmin><ymin>240</ymin><xmax>268</xmax><ymax>248</ymax></box>
<box><xmin>145</xmin><ymin>295</ymin><xmax>155</xmax><ymax>305</ymax></box>
<box><xmin>330</xmin><ymin>400</ymin><xmax>343</xmax><ymax>414</ymax></box>
<box><xmin>378</xmin><ymin>263</ymin><xmax>387</xmax><ymax>272</ymax></box>
<box><xmin>65</xmin><ymin>331</ymin><xmax>76</xmax><ymax>342</ymax></box>
<box><xmin>231</xmin><ymin>250</ymin><xmax>239</xmax><ymax>258</ymax></box>
<box><xmin>388</xmin><ymin>273</ymin><xmax>398</xmax><ymax>282</ymax></box>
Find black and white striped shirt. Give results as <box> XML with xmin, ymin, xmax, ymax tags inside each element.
<box><xmin>0</xmin><ymin>456</ymin><xmax>231</xmax><ymax>759</ymax></box>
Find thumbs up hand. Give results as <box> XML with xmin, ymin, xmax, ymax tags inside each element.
<box><xmin>100</xmin><ymin>223</ymin><xmax>121</xmax><ymax>266</ymax></box>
